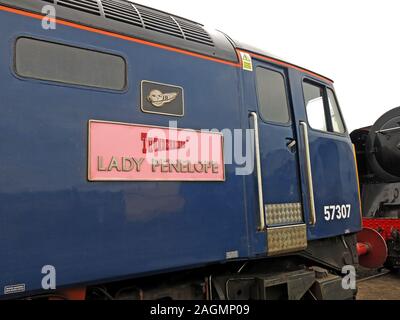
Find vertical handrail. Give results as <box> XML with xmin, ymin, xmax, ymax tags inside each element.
<box><xmin>300</xmin><ymin>122</ymin><xmax>317</xmax><ymax>226</ymax></box>
<box><xmin>250</xmin><ymin>112</ymin><xmax>266</xmax><ymax>230</ymax></box>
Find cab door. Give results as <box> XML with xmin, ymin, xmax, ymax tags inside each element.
<box><xmin>300</xmin><ymin>79</ymin><xmax>362</xmax><ymax>239</ymax></box>
<box><xmin>251</xmin><ymin>62</ymin><xmax>307</xmax><ymax>256</ymax></box>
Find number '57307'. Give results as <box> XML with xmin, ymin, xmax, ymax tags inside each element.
<box><xmin>324</xmin><ymin>205</ymin><xmax>351</xmax><ymax>221</ymax></box>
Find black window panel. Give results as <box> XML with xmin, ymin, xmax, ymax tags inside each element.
<box><xmin>256</xmin><ymin>67</ymin><xmax>290</xmax><ymax>124</ymax></box>
<box><xmin>15</xmin><ymin>37</ymin><xmax>126</xmax><ymax>90</ymax></box>
<box><xmin>303</xmin><ymin>81</ymin><xmax>327</xmax><ymax>132</ymax></box>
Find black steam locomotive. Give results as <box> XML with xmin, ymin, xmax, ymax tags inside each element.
<box><xmin>352</xmin><ymin>107</ymin><xmax>400</xmax><ymax>268</ymax></box>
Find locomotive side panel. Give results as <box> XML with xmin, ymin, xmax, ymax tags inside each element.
<box><xmin>0</xmin><ymin>8</ymin><xmax>250</xmax><ymax>297</ymax></box>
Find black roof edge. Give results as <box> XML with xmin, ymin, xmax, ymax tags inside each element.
<box><xmin>0</xmin><ymin>0</ymin><xmax>238</xmax><ymax>63</ymax></box>
<box><xmin>128</xmin><ymin>1</ymin><xmax>203</xmax><ymax>27</ymax></box>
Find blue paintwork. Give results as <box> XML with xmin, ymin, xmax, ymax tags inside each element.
<box><xmin>252</xmin><ymin>63</ymin><xmax>302</xmax><ymax>213</ymax></box>
<box><xmin>0</xmin><ymin>8</ymin><xmax>361</xmax><ymax>297</ymax></box>
<box><xmin>288</xmin><ymin>70</ymin><xmax>362</xmax><ymax>239</ymax></box>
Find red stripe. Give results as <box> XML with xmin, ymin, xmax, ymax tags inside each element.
<box><xmin>241</xmin><ymin>50</ymin><xmax>333</xmax><ymax>84</ymax></box>
<box><xmin>0</xmin><ymin>5</ymin><xmax>333</xmax><ymax>83</ymax></box>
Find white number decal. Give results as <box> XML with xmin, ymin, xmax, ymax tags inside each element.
<box><xmin>330</xmin><ymin>205</ymin><xmax>335</xmax><ymax>220</ymax></box>
<box><xmin>336</xmin><ymin>205</ymin><xmax>341</xmax><ymax>220</ymax></box>
<box><xmin>324</xmin><ymin>204</ymin><xmax>351</xmax><ymax>222</ymax></box>
<box><xmin>324</xmin><ymin>206</ymin><xmax>330</xmax><ymax>221</ymax></box>
<box><xmin>346</xmin><ymin>204</ymin><xmax>351</xmax><ymax>218</ymax></box>
<box><xmin>341</xmin><ymin>205</ymin><xmax>347</xmax><ymax>219</ymax></box>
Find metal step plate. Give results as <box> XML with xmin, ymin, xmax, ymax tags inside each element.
<box><xmin>265</xmin><ymin>202</ymin><xmax>303</xmax><ymax>225</ymax></box>
<box><xmin>267</xmin><ymin>224</ymin><xmax>307</xmax><ymax>256</ymax></box>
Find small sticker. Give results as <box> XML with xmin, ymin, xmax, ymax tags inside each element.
<box><xmin>4</xmin><ymin>283</ymin><xmax>26</xmax><ymax>295</ymax></box>
<box><xmin>239</xmin><ymin>52</ymin><xmax>253</xmax><ymax>71</ymax></box>
<box><xmin>226</xmin><ymin>250</ymin><xmax>239</xmax><ymax>259</ymax></box>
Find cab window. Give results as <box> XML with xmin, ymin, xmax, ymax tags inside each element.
<box><xmin>303</xmin><ymin>81</ymin><xmax>346</xmax><ymax>133</ymax></box>
<box><xmin>256</xmin><ymin>67</ymin><xmax>290</xmax><ymax>124</ymax></box>
<box><xmin>327</xmin><ymin>88</ymin><xmax>345</xmax><ymax>133</ymax></box>
<box><xmin>303</xmin><ymin>82</ymin><xmax>326</xmax><ymax>131</ymax></box>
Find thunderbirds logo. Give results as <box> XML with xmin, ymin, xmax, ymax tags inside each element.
<box><xmin>140</xmin><ymin>132</ymin><xmax>188</xmax><ymax>154</ymax></box>
<box><xmin>147</xmin><ymin>90</ymin><xmax>178</xmax><ymax>108</ymax></box>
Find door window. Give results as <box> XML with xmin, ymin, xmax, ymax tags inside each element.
<box><xmin>256</xmin><ymin>67</ymin><xmax>290</xmax><ymax>123</ymax></box>
<box><xmin>327</xmin><ymin>89</ymin><xmax>345</xmax><ymax>133</ymax></box>
<box><xmin>303</xmin><ymin>81</ymin><xmax>346</xmax><ymax>134</ymax></box>
<box><xmin>303</xmin><ymin>82</ymin><xmax>326</xmax><ymax>131</ymax></box>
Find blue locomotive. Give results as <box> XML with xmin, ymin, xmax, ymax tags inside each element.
<box><xmin>0</xmin><ymin>0</ymin><xmax>368</xmax><ymax>300</ymax></box>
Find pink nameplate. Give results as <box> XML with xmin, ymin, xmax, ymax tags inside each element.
<box><xmin>88</xmin><ymin>120</ymin><xmax>225</xmax><ymax>181</ymax></box>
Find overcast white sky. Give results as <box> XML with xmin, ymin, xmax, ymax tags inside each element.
<box><xmin>134</xmin><ymin>0</ymin><xmax>400</xmax><ymax>131</ymax></box>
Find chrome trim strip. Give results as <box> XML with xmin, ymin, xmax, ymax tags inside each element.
<box><xmin>250</xmin><ymin>112</ymin><xmax>265</xmax><ymax>230</ymax></box>
<box><xmin>300</xmin><ymin>122</ymin><xmax>316</xmax><ymax>226</ymax></box>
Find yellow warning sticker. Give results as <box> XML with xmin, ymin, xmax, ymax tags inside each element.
<box><xmin>239</xmin><ymin>52</ymin><xmax>253</xmax><ymax>71</ymax></box>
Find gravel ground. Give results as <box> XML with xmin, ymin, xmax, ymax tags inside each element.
<box><xmin>357</xmin><ymin>268</ymin><xmax>400</xmax><ymax>300</ymax></box>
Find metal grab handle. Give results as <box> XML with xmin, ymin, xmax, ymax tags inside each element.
<box><xmin>300</xmin><ymin>122</ymin><xmax>317</xmax><ymax>226</ymax></box>
<box><xmin>250</xmin><ymin>112</ymin><xmax>266</xmax><ymax>231</ymax></box>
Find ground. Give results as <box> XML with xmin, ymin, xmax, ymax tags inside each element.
<box><xmin>357</xmin><ymin>269</ymin><xmax>400</xmax><ymax>300</ymax></box>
